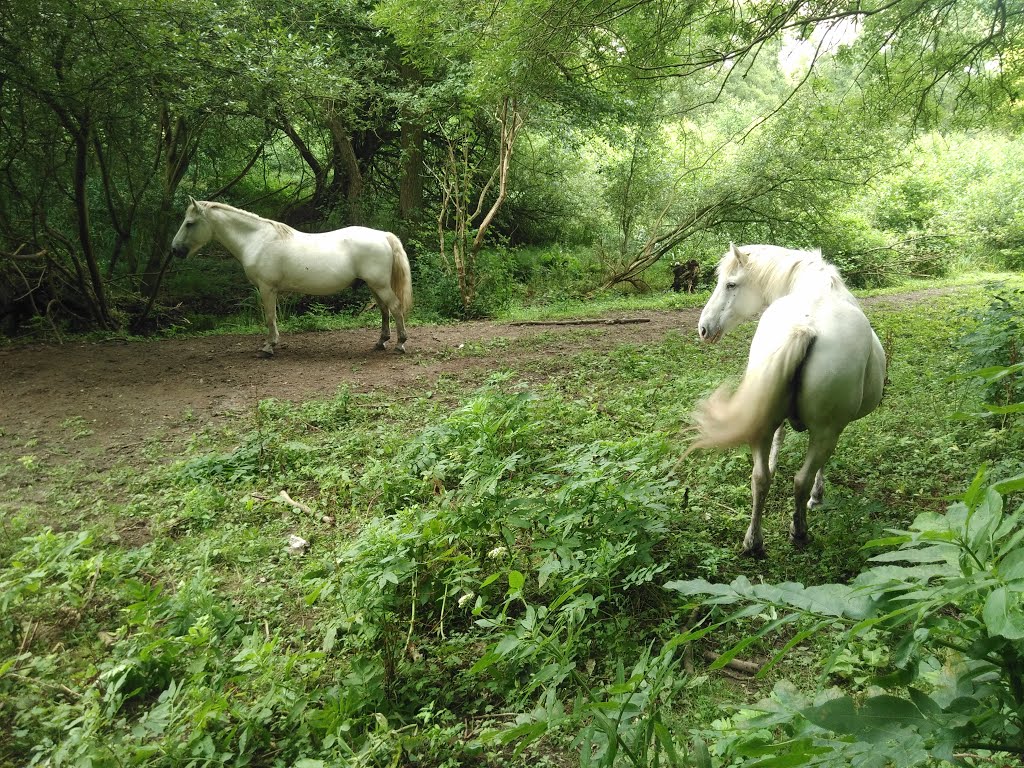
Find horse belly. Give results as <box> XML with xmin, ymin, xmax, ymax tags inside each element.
<box><xmin>265</xmin><ymin>245</ymin><xmax>357</xmax><ymax>295</ymax></box>
<box><xmin>281</xmin><ymin>261</ymin><xmax>357</xmax><ymax>295</ymax></box>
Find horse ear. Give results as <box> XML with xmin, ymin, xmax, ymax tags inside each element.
<box><xmin>729</xmin><ymin>242</ymin><xmax>746</xmax><ymax>265</ymax></box>
<box><xmin>187</xmin><ymin>195</ymin><xmax>198</xmax><ymax>208</ymax></box>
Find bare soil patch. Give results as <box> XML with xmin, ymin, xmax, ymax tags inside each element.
<box><xmin>0</xmin><ymin>288</ymin><xmax>952</xmax><ymax>474</ymax></box>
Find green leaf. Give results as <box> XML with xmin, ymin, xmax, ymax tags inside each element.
<box><xmin>967</xmin><ymin>488</ymin><xmax>1003</xmax><ymax>552</ymax></box>
<box><xmin>994</xmin><ymin>473</ymin><xmax>1024</xmax><ymax>494</ymax></box>
<box><xmin>998</xmin><ymin>525</ymin><xmax>1024</xmax><ymax>560</ymax></box>
<box><xmin>666</xmin><ymin>576</ymin><xmax>866</xmax><ymax>617</ymax></box>
<box><xmin>998</xmin><ymin>548</ymin><xmax>1024</xmax><ymax>581</ymax></box>
<box><xmin>907</xmin><ymin>687</ymin><xmax>942</xmax><ymax>718</ymax></box>
<box><xmin>963</xmin><ymin>466</ymin><xmax>989</xmax><ymax>509</ymax></box>
<box><xmin>802</xmin><ymin>693</ymin><xmax>930</xmax><ymax>743</ymax></box>
<box><xmin>470</xmin><ymin>650</ymin><xmax>500</xmax><ymax>674</ymax></box>
<box><xmin>863</xmin><ymin>534</ymin><xmax>912</xmax><ymax>550</ymax></box>
<box><xmin>869</xmin><ymin>545</ymin><xmax>954</xmax><ymax>564</ymax></box>
<box><xmin>689</xmin><ymin>736</ymin><xmax>712</xmax><ymax>768</ymax></box>
<box><xmin>537</xmin><ymin>554</ymin><xmax>560</xmax><ymax>587</ymax></box>
<box><xmin>748</xmin><ymin>748</ymin><xmax>822</xmax><ymax>767</ymax></box>
<box><xmin>507</xmin><ymin>569</ymin><xmax>525</xmax><ymax>592</ymax></box>
<box><xmin>801</xmin><ymin>694</ymin><xmax>858</xmax><ymax>734</ymax></box>
<box><xmin>983</xmin><ymin>587</ymin><xmax>1024</xmax><ymax>639</ymax></box>
<box><xmin>982</xmin><ymin>402</ymin><xmax>1024</xmax><ymax>415</ymax></box>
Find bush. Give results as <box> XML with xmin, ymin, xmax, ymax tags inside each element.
<box><xmin>958</xmin><ymin>285</ymin><xmax>1024</xmax><ymax>412</ymax></box>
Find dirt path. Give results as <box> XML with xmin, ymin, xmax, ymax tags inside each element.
<box><xmin>0</xmin><ymin>310</ymin><xmax>697</xmax><ymax>463</ymax></box>
<box><xmin>0</xmin><ymin>289</ymin><xmax>947</xmax><ymax>472</ymax></box>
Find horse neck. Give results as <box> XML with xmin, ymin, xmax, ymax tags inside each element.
<box><xmin>206</xmin><ymin>206</ymin><xmax>276</xmax><ymax>263</ymax></box>
<box><xmin>754</xmin><ymin>253</ymin><xmax>845</xmax><ymax>304</ymax></box>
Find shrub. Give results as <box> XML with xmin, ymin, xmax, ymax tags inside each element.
<box><xmin>668</xmin><ymin>468</ymin><xmax>1024</xmax><ymax>766</ymax></box>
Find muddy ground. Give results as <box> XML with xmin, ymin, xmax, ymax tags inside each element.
<box><xmin>0</xmin><ymin>290</ymin><xmax>944</xmax><ymax>477</ymax></box>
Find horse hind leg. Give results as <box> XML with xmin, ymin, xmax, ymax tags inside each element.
<box><xmin>791</xmin><ymin>430</ymin><xmax>840</xmax><ymax>548</ymax></box>
<box><xmin>743</xmin><ymin>428</ymin><xmax>781</xmax><ymax>557</ymax></box>
<box><xmin>373</xmin><ymin>286</ymin><xmax>407</xmax><ymax>353</ymax></box>
<box><xmin>393</xmin><ymin>306</ymin><xmax>408</xmax><ymax>353</ymax></box>
<box><xmin>809</xmin><ymin>469</ymin><xmax>825</xmax><ymax>509</ymax></box>
<box><xmin>372</xmin><ymin>293</ymin><xmax>391</xmax><ymax>351</ymax></box>
<box><xmin>768</xmin><ymin>423</ymin><xmax>786</xmax><ymax>476</ymax></box>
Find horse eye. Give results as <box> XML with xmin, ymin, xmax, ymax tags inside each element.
<box><xmin>726</xmin><ymin>281</ymin><xmax>737</xmax><ymax>289</ymax></box>
<box><xmin>185</xmin><ymin>221</ymin><xmax>194</xmax><ymax>228</ymax></box>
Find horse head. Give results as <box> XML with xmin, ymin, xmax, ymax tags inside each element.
<box><xmin>170</xmin><ymin>197</ymin><xmax>213</xmax><ymax>259</ymax></box>
<box><xmin>698</xmin><ymin>243</ymin><xmax>766</xmax><ymax>343</ymax></box>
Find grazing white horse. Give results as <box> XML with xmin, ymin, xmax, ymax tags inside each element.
<box><xmin>688</xmin><ymin>243</ymin><xmax>886</xmax><ymax>556</ymax></box>
<box><xmin>170</xmin><ymin>198</ymin><xmax>413</xmax><ymax>355</ymax></box>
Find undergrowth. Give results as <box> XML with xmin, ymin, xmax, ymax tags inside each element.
<box><xmin>2</xmin><ymin>278</ymin><xmax>1023</xmax><ymax>766</ymax></box>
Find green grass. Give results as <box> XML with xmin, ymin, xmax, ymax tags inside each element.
<box><xmin>2</xmin><ymin>275</ymin><xmax>1023</xmax><ymax>766</ymax></box>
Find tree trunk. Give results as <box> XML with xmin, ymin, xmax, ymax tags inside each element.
<box><xmin>278</xmin><ymin>114</ymin><xmax>332</xmax><ymax>226</ymax></box>
<box><xmin>436</xmin><ymin>97</ymin><xmax>524</xmax><ymax>312</ymax></box>
<box><xmin>69</xmin><ymin>114</ymin><xmax>113</xmax><ymax>328</ymax></box>
<box><xmin>399</xmin><ymin>120</ymin><xmax>424</xmax><ymax>224</ymax></box>
<box><xmin>398</xmin><ymin>63</ymin><xmax>425</xmax><ymax>233</ymax></box>
<box><xmin>329</xmin><ymin>116</ymin><xmax>364</xmax><ymax>225</ymax></box>
<box><xmin>140</xmin><ymin>109</ymin><xmax>197</xmax><ymax>300</ymax></box>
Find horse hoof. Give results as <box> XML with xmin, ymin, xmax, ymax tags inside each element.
<box><xmin>789</xmin><ymin>532</ymin><xmax>810</xmax><ymax>549</ymax></box>
<box><xmin>374</xmin><ymin>342</ymin><xmax>387</xmax><ymax>351</ymax></box>
<box><xmin>258</xmin><ymin>349</ymin><xmax>274</xmax><ymax>359</ymax></box>
<box><xmin>741</xmin><ymin>541</ymin><xmax>766</xmax><ymax>559</ymax></box>
<box><xmin>395</xmin><ymin>345</ymin><xmax>406</xmax><ymax>354</ymax></box>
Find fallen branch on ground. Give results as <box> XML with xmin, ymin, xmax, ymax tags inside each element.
<box><xmin>279</xmin><ymin>490</ymin><xmax>314</xmax><ymax>515</ymax></box>
<box><xmin>702</xmin><ymin>650</ymin><xmax>761</xmax><ymax>675</ymax></box>
<box><xmin>507</xmin><ymin>318</ymin><xmax>651</xmax><ymax>327</ymax></box>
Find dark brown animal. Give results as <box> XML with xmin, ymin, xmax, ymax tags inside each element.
<box><xmin>672</xmin><ymin>260</ymin><xmax>700</xmax><ymax>293</ymax></box>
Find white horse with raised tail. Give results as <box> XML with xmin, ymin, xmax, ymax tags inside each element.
<box><xmin>170</xmin><ymin>198</ymin><xmax>413</xmax><ymax>355</ymax></box>
<box><xmin>688</xmin><ymin>243</ymin><xmax>886</xmax><ymax>556</ymax></box>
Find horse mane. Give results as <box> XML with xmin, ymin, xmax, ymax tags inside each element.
<box><xmin>199</xmin><ymin>201</ymin><xmax>295</xmax><ymax>239</ymax></box>
<box><xmin>729</xmin><ymin>245</ymin><xmax>849</xmax><ymax>301</ymax></box>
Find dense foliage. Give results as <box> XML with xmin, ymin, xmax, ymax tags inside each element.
<box><xmin>2</xmin><ymin>0</ymin><xmax>1023</xmax><ymax>333</ymax></box>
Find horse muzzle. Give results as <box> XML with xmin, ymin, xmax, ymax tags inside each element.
<box><xmin>171</xmin><ymin>243</ymin><xmax>189</xmax><ymax>259</ymax></box>
<box><xmin>698</xmin><ymin>323</ymin><xmax>722</xmax><ymax>344</ymax></box>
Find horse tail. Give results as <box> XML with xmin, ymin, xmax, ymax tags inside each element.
<box><xmin>386</xmin><ymin>232</ymin><xmax>413</xmax><ymax>316</ymax></box>
<box><xmin>685</xmin><ymin>325</ymin><xmax>816</xmax><ymax>455</ymax></box>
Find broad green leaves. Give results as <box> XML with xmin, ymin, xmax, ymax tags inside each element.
<box><xmin>668</xmin><ymin>471</ymin><xmax>1024</xmax><ymax>765</ymax></box>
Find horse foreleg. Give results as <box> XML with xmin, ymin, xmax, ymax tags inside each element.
<box><xmin>743</xmin><ymin>429</ymin><xmax>778</xmax><ymax>557</ymax></box>
<box><xmin>791</xmin><ymin>431</ymin><xmax>839</xmax><ymax>547</ymax></box>
<box><xmin>259</xmin><ymin>288</ymin><xmax>279</xmax><ymax>357</ymax></box>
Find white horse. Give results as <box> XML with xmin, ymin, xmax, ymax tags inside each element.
<box><xmin>170</xmin><ymin>198</ymin><xmax>413</xmax><ymax>355</ymax></box>
<box><xmin>688</xmin><ymin>243</ymin><xmax>886</xmax><ymax>556</ymax></box>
